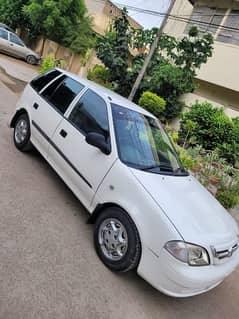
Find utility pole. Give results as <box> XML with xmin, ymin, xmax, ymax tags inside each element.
<box><xmin>128</xmin><ymin>0</ymin><xmax>176</xmax><ymax>101</ymax></box>
<box><xmin>128</xmin><ymin>27</ymin><xmax>162</xmax><ymax>101</ymax></box>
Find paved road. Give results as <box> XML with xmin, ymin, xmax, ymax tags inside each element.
<box><xmin>0</xmin><ymin>53</ymin><xmax>38</xmax><ymax>82</ymax></box>
<box><xmin>0</xmin><ymin>63</ymin><xmax>239</xmax><ymax>319</ymax></box>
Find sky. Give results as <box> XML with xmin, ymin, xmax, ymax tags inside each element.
<box><xmin>111</xmin><ymin>0</ymin><xmax>171</xmax><ymax>29</ymax></box>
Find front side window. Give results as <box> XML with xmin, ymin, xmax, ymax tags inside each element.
<box><xmin>31</xmin><ymin>69</ymin><xmax>62</xmax><ymax>93</ymax></box>
<box><xmin>112</xmin><ymin>104</ymin><xmax>186</xmax><ymax>175</ymax></box>
<box><xmin>69</xmin><ymin>89</ymin><xmax>110</xmax><ymax>141</ymax></box>
<box><xmin>0</xmin><ymin>29</ymin><xmax>8</xmax><ymax>40</ymax></box>
<box><xmin>41</xmin><ymin>76</ymin><xmax>84</xmax><ymax>114</ymax></box>
<box><xmin>10</xmin><ymin>33</ymin><xmax>25</xmax><ymax>46</ymax></box>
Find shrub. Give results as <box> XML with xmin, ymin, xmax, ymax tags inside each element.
<box><xmin>232</xmin><ymin>117</ymin><xmax>239</xmax><ymax>143</ymax></box>
<box><xmin>166</xmin><ymin>125</ymin><xmax>239</xmax><ymax>209</ymax></box>
<box><xmin>167</xmin><ymin>127</ymin><xmax>195</xmax><ymax>170</ymax></box>
<box><xmin>187</xmin><ymin>148</ymin><xmax>239</xmax><ymax>209</ymax></box>
<box><xmin>216</xmin><ymin>190</ymin><xmax>239</xmax><ymax>210</ymax></box>
<box><xmin>218</xmin><ymin>142</ymin><xmax>239</xmax><ymax>166</ymax></box>
<box><xmin>179</xmin><ymin>148</ymin><xmax>196</xmax><ymax>170</ymax></box>
<box><xmin>87</xmin><ymin>65</ymin><xmax>113</xmax><ymax>89</ymax></box>
<box><xmin>180</xmin><ymin>101</ymin><xmax>233</xmax><ymax>150</ymax></box>
<box><xmin>138</xmin><ymin>91</ymin><xmax>166</xmax><ymax>117</ymax></box>
<box><xmin>39</xmin><ymin>54</ymin><xmax>66</xmax><ymax>74</ymax></box>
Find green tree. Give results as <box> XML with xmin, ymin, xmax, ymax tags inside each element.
<box><xmin>96</xmin><ymin>12</ymin><xmax>214</xmax><ymax>119</ymax></box>
<box><xmin>24</xmin><ymin>0</ymin><xmax>94</xmax><ymax>54</ymax></box>
<box><xmin>87</xmin><ymin>64</ymin><xmax>113</xmax><ymax>89</ymax></box>
<box><xmin>140</xmin><ymin>61</ymin><xmax>195</xmax><ymax>119</ymax></box>
<box><xmin>0</xmin><ymin>0</ymin><xmax>31</xmax><ymax>31</ymax></box>
<box><xmin>139</xmin><ymin>27</ymin><xmax>214</xmax><ymax>119</ymax></box>
<box><xmin>174</xmin><ymin>26</ymin><xmax>214</xmax><ymax>75</ymax></box>
<box><xmin>96</xmin><ymin>8</ymin><xmax>132</xmax><ymax>95</ymax></box>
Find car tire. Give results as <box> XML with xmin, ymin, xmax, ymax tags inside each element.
<box><xmin>26</xmin><ymin>55</ymin><xmax>37</xmax><ymax>65</ymax></box>
<box><xmin>94</xmin><ymin>207</ymin><xmax>141</xmax><ymax>272</ymax></box>
<box><xmin>13</xmin><ymin>113</ymin><xmax>32</xmax><ymax>152</ymax></box>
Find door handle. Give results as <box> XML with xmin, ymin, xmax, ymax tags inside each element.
<box><xmin>10</xmin><ymin>43</ymin><xmax>14</xmax><ymax>46</ymax></box>
<box><xmin>33</xmin><ymin>103</ymin><xmax>39</xmax><ymax>110</ymax></box>
<box><xmin>60</xmin><ymin>129</ymin><xmax>67</xmax><ymax>138</ymax></box>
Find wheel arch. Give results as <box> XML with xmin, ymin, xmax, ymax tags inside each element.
<box><xmin>88</xmin><ymin>202</ymin><xmax>126</xmax><ymax>224</ymax></box>
<box><xmin>10</xmin><ymin>108</ymin><xmax>29</xmax><ymax>128</ymax></box>
<box><xmin>92</xmin><ymin>202</ymin><xmax>142</xmax><ymax>272</ymax></box>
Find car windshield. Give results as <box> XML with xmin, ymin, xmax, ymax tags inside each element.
<box><xmin>112</xmin><ymin>103</ymin><xmax>187</xmax><ymax>175</ymax></box>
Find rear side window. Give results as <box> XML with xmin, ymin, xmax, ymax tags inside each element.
<box><xmin>31</xmin><ymin>69</ymin><xmax>61</xmax><ymax>93</ymax></box>
<box><xmin>68</xmin><ymin>89</ymin><xmax>109</xmax><ymax>140</ymax></box>
<box><xmin>41</xmin><ymin>76</ymin><xmax>84</xmax><ymax>114</ymax></box>
<box><xmin>0</xmin><ymin>29</ymin><xmax>8</xmax><ymax>40</ymax></box>
<box><xmin>10</xmin><ymin>33</ymin><xmax>24</xmax><ymax>46</ymax></box>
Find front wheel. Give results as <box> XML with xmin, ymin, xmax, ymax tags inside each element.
<box><xmin>94</xmin><ymin>207</ymin><xmax>141</xmax><ymax>272</ymax></box>
<box><xmin>13</xmin><ymin>113</ymin><xmax>32</xmax><ymax>152</ymax></box>
<box><xmin>26</xmin><ymin>55</ymin><xmax>37</xmax><ymax>65</ymax></box>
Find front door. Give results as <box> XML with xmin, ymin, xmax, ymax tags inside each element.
<box><xmin>48</xmin><ymin>89</ymin><xmax>117</xmax><ymax>209</ymax></box>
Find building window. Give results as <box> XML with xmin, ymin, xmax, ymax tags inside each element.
<box><xmin>186</xmin><ymin>6</ymin><xmax>226</xmax><ymax>35</ymax></box>
<box><xmin>217</xmin><ymin>10</ymin><xmax>239</xmax><ymax>45</ymax></box>
<box><xmin>186</xmin><ymin>6</ymin><xmax>239</xmax><ymax>46</ymax></box>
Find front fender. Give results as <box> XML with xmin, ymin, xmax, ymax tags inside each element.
<box><xmin>10</xmin><ymin>108</ymin><xmax>28</xmax><ymax>128</ymax></box>
<box><xmin>92</xmin><ymin>160</ymin><xmax>182</xmax><ymax>257</ymax></box>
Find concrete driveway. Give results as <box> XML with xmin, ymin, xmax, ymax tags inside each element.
<box><xmin>0</xmin><ymin>58</ymin><xmax>239</xmax><ymax>319</ymax></box>
<box><xmin>0</xmin><ymin>53</ymin><xmax>38</xmax><ymax>82</ymax></box>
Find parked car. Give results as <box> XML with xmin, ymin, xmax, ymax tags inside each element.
<box><xmin>0</xmin><ymin>27</ymin><xmax>40</xmax><ymax>64</ymax></box>
<box><xmin>0</xmin><ymin>23</ymin><xmax>15</xmax><ymax>32</ymax></box>
<box><xmin>10</xmin><ymin>69</ymin><xmax>239</xmax><ymax>297</ymax></box>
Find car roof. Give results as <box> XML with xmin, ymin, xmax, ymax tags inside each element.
<box><xmin>56</xmin><ymin>68</ymin><xmax>156</xmax><ymax>118</ymax></box>
<box><xmin>0</xmin><ymin>24</ymin><xmax>14</xmax><ymax>33</ymax></box>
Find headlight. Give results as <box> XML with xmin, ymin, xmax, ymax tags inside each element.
<box><xmin>165</xmin><ymin>241</ymin><xmax>210</xmax><ymax>266</ymax></box>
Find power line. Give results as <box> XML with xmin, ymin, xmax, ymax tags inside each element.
<box><xmin>168</xmin><ymin>14</ymin><xmax>239</xmax><ymax>34</ymax></box>
<box><xmin>94</xmin><ymin>0</ymin><xmax>239</xmax><ymax>34</ymax></box>
<box><xmin>113</xmin><ymin>1</ymin><xmax>239</xmax><ymax>17</ymax></box>
<box><xmin>96</xmin><ymin>0</ymin><xmax>239</xmax><ymax>17</ymax></box>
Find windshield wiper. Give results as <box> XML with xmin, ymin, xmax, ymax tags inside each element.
<box><xmin>141</xmin><ymin>164</ymin><xmax>174</xmax><ymax>172</ymax></box>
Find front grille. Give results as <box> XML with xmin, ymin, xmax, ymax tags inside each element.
<box><xmin>212</xmin><ymin>242</ymin><xmax>239</xmax><ymax>260</ymax></box>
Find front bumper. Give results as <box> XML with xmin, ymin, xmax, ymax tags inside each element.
<box><xmin>137</xmin><ymin>245</ymin><xmax>239</xmax><ymax>297</ymax></box>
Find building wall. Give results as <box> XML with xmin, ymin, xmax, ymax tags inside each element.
<box><xmin>84</xmin><ymin>0</ymin><xmax>105</xmax><ymax>14</ymax></box>
<box><xmin>164</xmin><ymin>0</ymin><xmax>239</xmax><ymax>120</ymax></box>
<box><xmin>33</xmin><ymin>38</ymin><xmax>84</xmax><ymax>75</ymax></box>
<box><xmin>197</xmin><ymin>42</ymin><xmax>239</xmax><ymax>92</ymax></box>
<box><xmin>193</xmin><ymin>0</ymin><xmax>239</xmax><ymax>10</ymax></box>
<box><xmin>84</xmin><ymin>0</ymin><xmax>142</xmax><ymax>35</ymax></box>
<box><xmin>84</xmin><ymin>0</ymin><xmax>110</xmax><ymax>35</ymax></box>
<box><xmin>103</xmin><ymin>0</ymin><xmax>142</xmax><ymax>29</ymax></box>
<box><xmin>196</xmin><ymin>80</ymin><xmax>239</xmax><ymax>113</ymax></box>
<box><xmin>182</xmin><ymin>80</ymin><xmax>239</xmax><ymax>116</ymax></box>
<box><xmin>163</xmin><ymin>0</ymin><xmax>193</xmax><ymax>37</ymax></box>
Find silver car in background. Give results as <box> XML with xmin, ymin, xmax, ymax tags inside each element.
<box><xmin>0</xmin><ymin>27</ymin><xmax>40</xmax><ymax>65</ymax></box>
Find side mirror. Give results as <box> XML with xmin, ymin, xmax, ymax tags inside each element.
<box><xmin>85</xmin><ymin>132</ymin><xmax>111</xmax><ymax>155</ymax></box>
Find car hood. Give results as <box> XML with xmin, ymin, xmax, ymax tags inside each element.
<box><xmin>130</xmin><ymin>168</ymin><xmax>239</xmax><ymax>246</ymax></box>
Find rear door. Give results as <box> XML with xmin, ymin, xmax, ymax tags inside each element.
<box><xmin>48</xmin><ymin>89</ymin><xmax>117</xmax><ymax>209</ymax></box>
<box><xmin>0</xmin><ymin>29</ymin><xmax>9</xmax><ymax>53</ymax></box>
<box><xmin>29</xmin><ymin>71</ymin><xmax>85</xmax><ymax>157</ymax></box>
<box><xmin>8</xmin><ymin>33</ymin><xmax>26</xmax><ymax>58</ymax></box>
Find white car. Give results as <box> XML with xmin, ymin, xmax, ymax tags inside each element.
<box><xmin>0</xmin><ymin>27</ymin><xmax>40</xmax><ymax>64</ymax></box>
<box><xmin>10</xmin><ymin>69</ymin><xmax>239</xmax><ymax>297</ymax></box>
